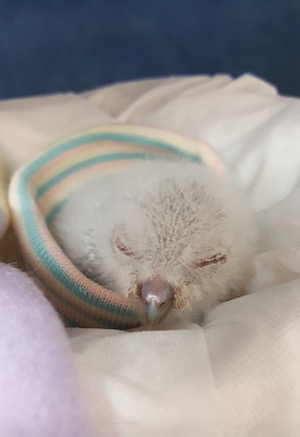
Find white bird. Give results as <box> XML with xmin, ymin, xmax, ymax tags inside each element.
<box><xmin>52</xmin><ymin>159</ymin><xmax>256</xmax><ymax>328</ymax></box>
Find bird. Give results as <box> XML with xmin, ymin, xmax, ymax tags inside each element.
<box><xmin>51</xmin><ymin>159</ymin><xmax>256</xmax><ymax>328</ymax></box>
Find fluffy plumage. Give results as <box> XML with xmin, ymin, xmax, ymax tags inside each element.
<box><xmin>52</xmin><ymin>160</ymin><xmax>256</xmax><ymax>327</ymax></box>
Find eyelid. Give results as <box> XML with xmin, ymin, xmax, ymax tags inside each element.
<box><xmin>115</xmin><ymin>237</ymin><xmax>135</xmax><ymax>257</ymax></box>
<box><xmin>192</xmin><ymin>253</ymin><xmax>227</xmax><ymax>268</ymax></box>
<box><xmin>114</xmin><ymin>237</ymin><xmax>144</xmax><ymax>260</ymax></box>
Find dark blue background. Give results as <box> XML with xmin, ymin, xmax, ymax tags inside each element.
<box><xmin>0</xmin><ymin>0</ymin><xmax>299</xmax><ymax>99</ymax></box>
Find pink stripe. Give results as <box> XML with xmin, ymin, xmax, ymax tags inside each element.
<box><xmin>30</xmin><ymin>140</ymin><xmax>175</xmax><ymax>185</ymax></box>
<box><xmin>37</xmin><ymin>158</ymin><xmax>139</xmax><ymax>210</ymax></box>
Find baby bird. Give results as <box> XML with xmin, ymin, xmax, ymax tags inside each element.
<box><xmin>52</xmin><ymin>160</ymin><xmax>256</xmax><ymax>327</ymax></box>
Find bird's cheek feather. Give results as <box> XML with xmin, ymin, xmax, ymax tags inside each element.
<box><xmin>173</xmin><ymin>290</ymin><xmax>188</xmax><ymax>310</ymax></box>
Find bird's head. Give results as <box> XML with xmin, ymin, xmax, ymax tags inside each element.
<box><xmin>102</xmin><ymin>162</ymin><xmax>255</xmax><ymax>327</ymax></box>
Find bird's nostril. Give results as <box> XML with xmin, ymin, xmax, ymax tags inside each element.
<box><xmin>136</xmin><ymin>283</ymin><xmax>142</xmax><ymax>298</ymax></box>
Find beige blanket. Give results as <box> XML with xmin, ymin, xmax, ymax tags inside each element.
<box><xmin>1</xmin><ymin>74</ymin><xmax>300</xmax><ymax>436</ymax></box>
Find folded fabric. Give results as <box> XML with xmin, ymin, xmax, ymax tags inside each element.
<box><xmin>0</xmin><ymin>264</ymin><xmax>93</xmax><ymax>437</ymax></box>
<box><xmin>9</xmin><ymin>124</ymin><xmax>224</xmax><ymax>329</ymax></box>
<box><xmin>69</xmin><ymin>279</ymin><xmax>300</xmax><ymax>436</ymax></box>
<box><xmin>2</xmin><ymin>74</ymin><xmax>300</xmax><ymax>437</ymax></box>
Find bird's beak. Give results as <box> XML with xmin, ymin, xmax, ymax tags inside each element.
<box><xmin>141</xmin><ymin>275</ymin><xmax>174</xmax><ymax>326</ymax></box>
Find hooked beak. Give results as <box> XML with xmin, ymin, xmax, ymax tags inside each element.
<box><xmin>141</xmin><ymin>275</ymin><xmax>174</xmax><ymax>326</ymax></box>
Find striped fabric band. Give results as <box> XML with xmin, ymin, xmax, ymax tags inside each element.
<box><xmin>9</xmin><ymin>124</ymin><xmax>225</xmax><ymax>329</ymax></box>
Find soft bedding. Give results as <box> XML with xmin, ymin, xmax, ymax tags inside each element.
<box><xmin>1</xmin><ymin>74</ymin><xmax>300</xmax><ymax>436</ymax></box>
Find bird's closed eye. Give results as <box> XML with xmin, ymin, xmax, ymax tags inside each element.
<box><xmin>192</xmin><ymin>253</ymin><xmax>227</xmax><ymax>268</ymax></box>
<box><xmin>115</xmin><ymin>237</ymin><xmax>135</xmax><ymax>257</ymax></box>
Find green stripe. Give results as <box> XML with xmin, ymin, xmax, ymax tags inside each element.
<box><xmin>35</xmin><ymin>152</ymin><xmax>164</xmax><ymax>200</ymax></box>
<box><xmin>46</xmin><ymin>200</ymin><xmax>66</xmax><ymax>226</ymax></box>
<box><xmin>23</xmin><ymin>131</ymin><xmax>201</xmax><ymax>183</ymax></box>
<box><xmin>35</xmin><ymin>272</ymin><xmax>137</xmax><ymax>329</ymax></box>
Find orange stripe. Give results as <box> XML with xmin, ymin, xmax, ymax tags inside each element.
<box><xmin>29</xmin><ymin>140</ymin><xmax>178</xmax><ymax>187</ymax></box>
